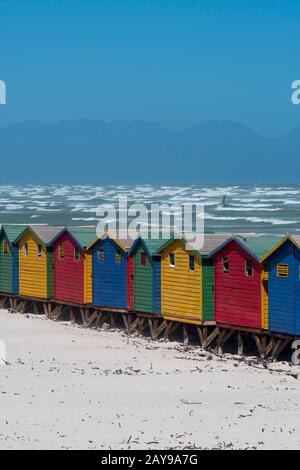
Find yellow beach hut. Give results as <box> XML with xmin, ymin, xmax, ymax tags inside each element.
<box><xmin>157</xmin><ymin>235</ymin><xmax>229</xmax><ymax>325</ymax></box>
<box><xmin>16</xmin><ymin>226</ymin><xmax>64</xmax><ymax>300</ymax></box>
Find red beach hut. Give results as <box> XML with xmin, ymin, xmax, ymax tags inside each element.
<box><xmin>52</xmin><ymin>227</ymin><xmax>97</xmax><ymax>305</ymax></box>
<box><xmin>209</xmin><ymin>235</ymin><xmax>281</xmax><ymax>329</ymax></box>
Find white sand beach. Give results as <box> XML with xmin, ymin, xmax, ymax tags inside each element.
<box><xmin>0</xmin><ymin>309</ymin><xmax>300</xmax><ymax>450</ymax></box>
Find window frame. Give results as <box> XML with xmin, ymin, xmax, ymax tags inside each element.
<box><xmin>189</xmin><ymin>255</ymin><xmax>195</xmax><ymax>272</ymax></box>
<box><xmin>140</xmin><ymin>252</ymin><xmax>147</xmax><ymax>267</ymax></box>
<box><xmin>169</xmin><ymin>253</ymin><xmax>175</xmax><ymax>268</ymax></box>
<box><xmin>58</xmin><ymin>244</ymin><xmax>65</xmax><ymax>260</ymax></box>
<box><xmin>37</xmin><ymin>244</ymin><xmax>43</xmax><ymax>258</ymax></box>
<box><xmin>3</xmin><ymin>242</ymin><xmax>9</xmax><ymax>255</ymax></box>
<box><xmin>98</xmin><ymin>248</ymin><xmax>105</xmax><ymax>263</ymax></box>
<box><xmin>245</xmin><ymin>259</ymin><xmax>253</xmax><ymax>277</ymax></box>
<box><xmin>74</xmin><ymin>247</ymin><xmax>80</xmax><ymax>262</ymax></box>
<box><xmin>223</xmin><ymin>257</ymin><xmax>230</xmax><ymax>274</ymax></box>
<box><xmin>115</xmin><ymin>249</ymin><xmax>122</xmax><ymax>264</ymax></box>
<box><xmin>23</xmin><ymin>243</ymin><xmax>28</xmax><ymax>257</ymax></box>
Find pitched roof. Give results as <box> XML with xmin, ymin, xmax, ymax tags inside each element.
<box><xmin>1</xmin><ymin>225</ymin><xmax>28</xmax><ymax>244</ymax></box>
<box><xmin>157</xmin><ymin>233</ymin><xmax>248</xmax><ymax>258</ymax></box>
<box><xmin>67</xmin><ymin>227</ymin><xmax>98</xmax><ymax>249</ymax></box>
<box><xmin>86</xmin><ymin>232</ymin><xmax>132</xmax><ymax>252</ymax></box>
<box><xmin>128</xmin><ymin>236</ymin><xmax>166</xmax><ymax>256</ymax></box>
<box><xmin>209</xmin><ymin>234</ymin><xmax>282</xmax><ymax>261</ymax></box>
<box><xmin>15</xmin><ymin>225</ymin><xmax>65</xmax><ymax>246</ymax></box>
<box><xmin>260</xmin><ymin>234</ymin><xmax>300</xmax><ymax>262</ymax></box>
<box><xmin>199</xmin><ymin>234</ymin><xmax>234</xmax><ymax>256</ymax></box>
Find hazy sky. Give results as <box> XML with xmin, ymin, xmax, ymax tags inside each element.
<box><xmin>0</xmin><ymin>0</ymin><xmax>300</xmax><ymax>135</ymax></box>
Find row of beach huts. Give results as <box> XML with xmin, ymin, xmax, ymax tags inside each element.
<box><xmin>0</xmin><ymin>224</ymin><xmax>299</xmax><ymax>337</ymax></box>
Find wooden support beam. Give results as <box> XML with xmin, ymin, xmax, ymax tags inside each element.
<box><xmin>264</xmin><ymin>338</ymin><xmax>275</xmax><ymax>359</ymax></box>
<box><xmin>238</xmin><ymin>332</ymin><xmax>244</xmax><ymax>356</ymax></box>
<box><xmin>153</xmin><ymin>320</ymin><xmax>168</xmax><ymax>340</ymax></box>
<box><xmin>53</xmin><ymin>305</ymin><xmax>63</xmax><ymax>321</ymax></box>
<box><xmin>217</xmin><ymin>329</ymin><xmax>227</xmax><ymax>355</ymax></box>
<box><xmin>69</xmin><ymin>307</ymin><xmax>75</xmax><ymax>323</ymax></box>
<box><xmin>272</xmin><ymin>338</ymin><xmax>291</xmax><ymax>361</ymax></box>
<box><xmin>183</xmin><ymin>324</ymin><xmax>189</xmax><ymax>345</ymax></box>
<box><xmin>164</xmin><ymin>321</ymin><xmax>174</xmax><ymax>342</ymax></box>
<box><xmin>16</xmin><ymin>300</ymin><xmax>25</xmax><ymax>313</ymax></box>
<box><xmin>86</xmin><ymin>311</ymin><xmax>98</xmax><ymax>328</ymax></box>
<box><xmin>43</xmin><ymin>303</ymin><xmax>48</xmax><ymax>317</ymax></box>
<box><xmin>202</xmin><ymin>327</ymin><xmax>219</xmax><ymax>349</ymax></box>
<box><xmin>128</xmin><ymin>316</ymin><xmax>140</xmax><ymax>335</ymax></box>
<box><xmin>195</xmin><ymin>326</ymin><xmax>204</xmax><ymax>347</ymax></box>
<box><xmin>137</xmin><ymin>318</ymin><xmax>146</xmax><ymax>335</ymax></box>
<box><xmin>80</xmin><ymin>308</ymin><xmax>86</xmax><ymax>326</ymax></box>
<box><xmin>110</xmin><ymin>313</ymin><xmax>116</xmax><ymax>329</ymax></box>
<box><xmin>33</xmin><ymin>303</ymin><xmax>39</xmax><ymax>315</ymax></box>
<box><xmin>95</xmin><ymin>312</ymin><xmax>102</xmax><ymax>329</ymax></box>
<box><xmin>254</xmin><ymin>335</ymin><xmax>264</xmax><ymax>358</ymax></box>
<box><xmin>122</xmin><ymin>314</ymin><xmax>129</xmax><ymax>331</ymax></box>
<box><xmin>148</xmin><ymin>318</ymin><xmax>155</xmax><ymax>339</ymax></box>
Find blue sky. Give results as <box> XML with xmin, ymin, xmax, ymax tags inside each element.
<box><xmin>0</xmin><ymin>0</ymin><xmax>299</xmax><ymax>135</ymax></box>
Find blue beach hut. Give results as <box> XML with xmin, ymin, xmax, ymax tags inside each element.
<box><xmin>261</xmin><ymin>235</ymin><xmax>300</xmax><ymax>335</ymax></box>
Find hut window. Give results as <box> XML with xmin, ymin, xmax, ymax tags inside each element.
<box><xmin>3</xmin><ymin>242</ymin><xmax>9</xmax><ymax>254</ymax></box>
<box><xmin>277</xmin><ymin>264</ymin><xmax>288</xmax><ymax>278</ymax></box>
<box><xmin>116</xmin><ymin>249</ymin><xmax>122</xmax><ymax>264</ymax></box>
<box><xmin>245</xmin><ymin>259</ymin><xmax>253</xmax><ymax>277</ymax></box>
<box><xmin>23</xmin><ymin>243</ymin><xmax>28</xmax><ymax>257</ymax></box>
<box><xmin>37</xmin><ymin>244</ymin><xmax>42</xmax><ymax>257</ymax></box>
<box><xmin>169</xmin><ymin>253</ymin><xmax>175</xmax><ymax>268</ymax></box>
<box><xmin>223</xmin><ymin>257</ymin><xmax>229</xmax><ymax>274</ymax></box>
<box><xmin>74</xmin><ymin>247</ymin><xmax>80</xmax><ymax>261</ymax></box>
<box><xmin>189</xmin><ymin>255</ymin><xmax>195</xmax><ymax>271</ymax></box>
<box><xmin>59</xmin><ymin>244</ymin><xmax>65</xmax><ymax>259</ymax></box>
<box><xmin>98</xmin><ymin>248</ymin><xmax>104</xmax><ymax>262</ymax></box>
<box><xmin>141</xmin><ymin>252</ymin><xmax>147</xmax><ymax>266</ymax></box>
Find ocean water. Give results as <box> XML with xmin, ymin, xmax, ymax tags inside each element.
<box><xmin>0</xmin><ymin>184</ymin><xmax>300</xmax><ymax>234</ymax></box>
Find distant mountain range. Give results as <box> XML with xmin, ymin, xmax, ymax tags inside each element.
<box><xmin>0</xmin><ymin>119</ymin><xmax>299</xmax><ymax>184</ymax></box>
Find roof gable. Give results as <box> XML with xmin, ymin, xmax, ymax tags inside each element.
<box><xmin>15</xmin><ymin>225</ymin><xmax>65</xmax><ymax>246</ymax></box>
<box><xmin>0</xmin><ymin>225</ymin><xmax>28</xmax><ymax>244</ymax></box>
<box><xmin>260</xmin><ymin>235</ymin><xmax>300</xmax><ymax>262</ymax></box>
<box><xmin>50</xmin><ymin>227</ymin><xmax>98</xmax><ymax>250</ymax></box>
<box><xmin>128</xmin><ymin>236</ymin><xmax>166</xmax><ymax>257</ymax></box>
<box><xmin>209</xmin><ymin>235</ymin><xmax>282</xmax><ymax>262</ymax></box>
<box><xmin>86</xmin><ymin>232</ymin><xmax>130</xmax><ymax>254</ymax></box>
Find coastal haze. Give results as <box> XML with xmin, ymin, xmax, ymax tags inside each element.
<box><xmin>1</xmin><ymin>120</ymin><xmax>300</xmax><ymax>185</ymax></box>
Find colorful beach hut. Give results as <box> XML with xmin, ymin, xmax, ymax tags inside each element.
<box><xmin>86</xmin><ymin>233</ymin><xmax>133</xmax><ymax>310</ymax></box>
<box><xmin>209</xmin><ymin>235</ymin><xmax>281</xmax><ymax>330</ymax></box>
<box><xmin>51</xmin><ymin>227</ymin><xmax>97</xmax><ymax>305</ymax></box>
<box><xmin>15</xmin><ymin>226</ymin><xmax>64</xmax><ymax>300</ymax></box>
<box><xmin>260</xmin><ymin>235</ymin><xmax>300</xmax><ymax>335</ymax></box>
<box><xmin>0</xmin><ymin>225</ymin><xmax>27</xmax><ymax>294</ymax></box>
<box><xmin>128</xmin><ymin>237</ymin><xmax>165</xmax><ymax>314</ymax></box>
<box><xmin>157</xmin><ymin>235</ymin><xmax>229</xmax><ymax>324</ymax></box>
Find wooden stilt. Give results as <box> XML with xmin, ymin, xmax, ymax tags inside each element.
<box><xmin>127</xmin><ymin>316</ymin><xmax>140</xmax><ymax>334</ymax></box>
<box><xmin>80</xmin><ymin>308</ymin><xmax>86</xmax><ymax>326</ymax></box>
<box><xmin>183</xmin><ymin>324</ymin><xmax>189</xmax><ymax>345</ymax></box>
<box><xmin>122</xmin><ymin>314</ymin><xmax>129</xmax><ymax>332</ymax></box>
<box><xmin>202</xmin><ymin>327</ymin><xmax>219</xmax><ymax>350</ymax></box>
<box><xmin>195</xmin><ymin>326</ymin><xmax>204</xmax><ymax>347</ymax></box>
<box><xmin>238</xmin><ymin>332</ymin><xmax>244</xmax><ymax>356</ymax></box>
<box><xmin>153</xmin><ymin>320</ymin><xmax>167</xmax><ymax>340</ymax></box>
